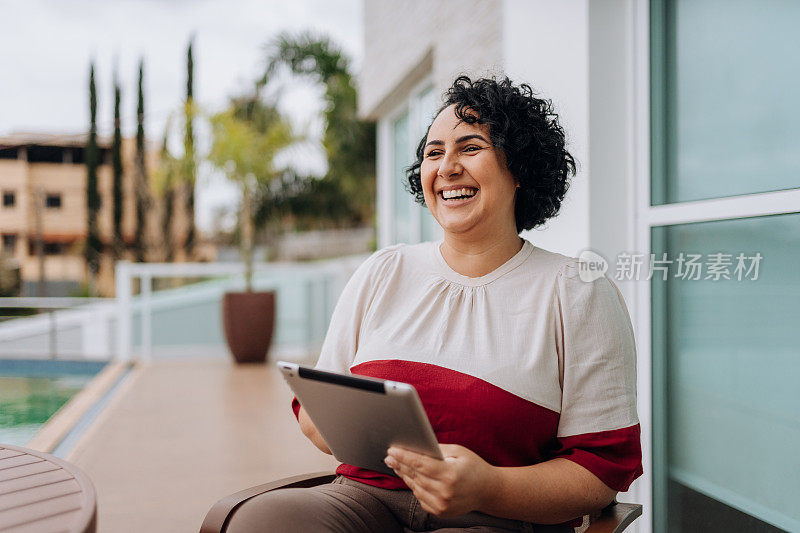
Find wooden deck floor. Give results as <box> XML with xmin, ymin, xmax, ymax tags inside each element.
<box><xmin>67</xmin><ymin>358</ymin><xmax>338</xmax><ymax>533</ymax></box>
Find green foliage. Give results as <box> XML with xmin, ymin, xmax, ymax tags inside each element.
<box><xmin>154</xmin><ymin>122</ymin><xmax>179</xmax><ymax>262</ymax></box>
<box><xmin>112</xmin><ymin>75</ymin><xmax>123</xmax><ymax>258</ymax></box>
<box><xmin>85</xmin><ymin>63</ymin><xmax>102</xmax><ymax>284</ymax></box>
<box><xmin>262</xmin><ymin>32</ymin><xmax>376</xmax><ymax>227</ymax></box>
<box><xmin>253</xmin><ymin>172</ymin><xmax>352</xmax><ymax>232</ymax></box>
<box><xmin>208</xmin><ymin>100</ymin><xmax>294</xmax><ymax>185</ymax></box>
<box><xmin>183</xmin><ymin>38</ymin><xmax>197</xmax><ymax>257</ymax></box>
<box><xmin>134</xmin><ymin>59</ymin><xmax>149</xmax><ymax>262</ymax></box>
<box><xmin>137</xmin><ymin>60</ymin><xmax>145</xmax><ymax>153</ymax></box>
<box><xmin>208</xmin><ymin>94</ymin><xmax>298</xmax><ymax>289</ymax></box>
<box><xmin>0</xmin><ymin>253</ymin><xmax>21</xmax><ymax>297</ymax></box>
<box><xmin>70</xmin><ymin>282</ymin><xmax>92</xmax><ymax>298</ymax></box>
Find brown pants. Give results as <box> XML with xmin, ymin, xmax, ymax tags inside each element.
<box><xmin>225</xmin><ymin>475</ymin><xmax>574</xmax><ymax>532</ymax></box>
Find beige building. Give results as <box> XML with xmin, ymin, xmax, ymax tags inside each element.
<box><xmin>0</xmin><ymin>132</ymin><xmax>204</xmax><ymax>297</ymax></box>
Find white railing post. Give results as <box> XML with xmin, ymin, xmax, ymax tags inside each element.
<box><xmin>309</xmin><ymin>274</ymin><xmax>320</xmax><ymax>355</ymax></box>
<box><xmin>116</xmin><ymin>261</ymin><xmax>132</xmax><ymax>362</ymax></box>
<box><xmin>48</xmin><ymin>310</ymin><xmax>57</xmax><ymax>359</ymax></box>
<box><xmin>141</xmin><ymin>272</ymin><xmax>152</xmax><ymax>362</ymax></box>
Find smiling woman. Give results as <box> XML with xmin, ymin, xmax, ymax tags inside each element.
<box><xmin>226</xmin><ymin>76</ymin><xmax>642</xmax><ymax>533</ymax></box>
<box><xmin>408</xmin><ymin>76</ymin><xmax>575</xmax><ymax>233</ymax></box>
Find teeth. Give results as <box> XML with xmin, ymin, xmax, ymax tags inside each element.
<box><xmin>442</xmin><ymin>188</ymin><xmax>477</xmax><ymax>199</ymax></box>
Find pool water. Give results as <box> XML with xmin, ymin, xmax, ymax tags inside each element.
<box><xmin>0</xmin><ymin>360</ymin><xmax>105</xmax><ymax>446</ymax></box>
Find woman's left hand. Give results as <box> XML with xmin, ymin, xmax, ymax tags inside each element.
<box><xmin>384</xmin><ymin>444</ymin><xmax>498</xmax><ymax>517</ymax></box>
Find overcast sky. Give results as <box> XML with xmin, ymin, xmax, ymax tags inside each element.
<box><xmin>0</xmin><ymin>0</ymin><xmax>363</xmax><ymax>232</ymax></box>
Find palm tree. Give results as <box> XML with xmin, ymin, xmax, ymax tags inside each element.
<box><xmin>262</xmin><ymin>32</ymin><xmax>376</xmax><ymax>226</ymax></box>
<box><xmin>208</xmin><ymin>94</ymin><xmax>298</xmax><ymax>291</ymax></box>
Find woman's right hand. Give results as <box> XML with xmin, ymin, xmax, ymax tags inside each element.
<box><xmin>298</xmin><ymin>406</ymin><xmax>333</xmax><ymax>455</ymax></box>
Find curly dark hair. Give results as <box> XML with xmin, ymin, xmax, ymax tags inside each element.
<box><xmin>406</xmin><ymin>76</ymin><xmax>576</xmax><ymax>232</ymax></box>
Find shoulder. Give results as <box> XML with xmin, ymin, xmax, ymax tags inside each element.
<box><xmin>524</xmin><ymin>244</ymin><xmax>580</xmax><ymax>280</ymax></box>
<box><xmin>365</xmin><ymin>241</ymin><xmax>435</xmax><ymax>270</ymax></box>
<box><xmin>363</xmin><ymin>242</ymin><xmax>405</xmax><ymax>268</ymax></box>
<box><xmin>349</xmin><ymin>242</ymin><xmax>408</xmax><ymax>282</ymax></box>
<box><xmin>528</xmin><ymin>245</ymin><xmax>624</xmax><ymax>304</ymax></box>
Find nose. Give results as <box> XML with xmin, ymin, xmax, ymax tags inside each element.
<box><xmin>437</xmin><ymin>150</ymin><xmax>462</xmax><ymax>179</ymax></box>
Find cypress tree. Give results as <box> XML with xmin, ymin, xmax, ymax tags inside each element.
<box><xmin>112</xmin><ymin>73</ymin><xmax>123</xmax><ymax>258</ymax></box>
<box><xmin>85</xmin><ymin>62</ymin><xmax>102</xmax><ymax>295</ymax></box>
<box><xmin>183</xmin><ymin>38</ymin><xmax>196</xmax><ymax>258</ymax></box>
<box><xmin>134</xmin><ymin>58</ymin><xmax>149</xmax><ymax>262</ymax></box>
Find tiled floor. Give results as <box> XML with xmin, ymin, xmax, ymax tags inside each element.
<box><xmin>68</xmin><ymin>358</ymin><xmax>338</xmax><ymax>533</ymax></box>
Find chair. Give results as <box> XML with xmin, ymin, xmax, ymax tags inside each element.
<box><xmin>200</xmin><ymin>471</ymin><xmax>642</xmax><ymax>533</ymax></box>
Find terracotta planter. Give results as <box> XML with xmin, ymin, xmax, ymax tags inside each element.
<box><xmin>222</xmin><ymin>291</ymin><xmax>276</xmax><ymax>364</ymax></box>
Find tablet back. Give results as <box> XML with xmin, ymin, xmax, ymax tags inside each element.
<box><xmin>279</xmin><ymin>362</ymin><xmax>442</xmax><ymax>475</ymax></box>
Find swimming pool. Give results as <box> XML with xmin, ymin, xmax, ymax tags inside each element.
<box><xmin>0</xmin><ymin>360</ymin><xmax>106</xmax><ymax>446</ymax></box>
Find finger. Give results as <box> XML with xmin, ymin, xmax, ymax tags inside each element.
<box><xmin>387</xmin><ymin>447</ymin><xmax>444</xmax><ymax>477</ymax></box>
<box><xmin>385</xmin><ymin>454</ymin><xmax>434</xmax><ymax>487</ymax></box>
<box><xmin>385</xmin><ymin>455</ymin><xmax>413</xmax><ymax>480</ymax></box>
<box><xmin>403</xmin><ymin>467</ymin><xmax>442</xmax><ymax>493</ymax></box>
<box><xmin>402</xmin><ymin>475</ymin><xmax>446</xmax><ymax>516</ymax></box>
<box><xmin>389</xmin><ymin>464</ymin><xmax>452</xmax><ymax>507</ymax></box>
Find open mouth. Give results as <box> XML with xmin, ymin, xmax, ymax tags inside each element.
<box><xmin>438</xmin><ymin>187</ymin><xmax>479</xmax><ymax>202</ymax></box>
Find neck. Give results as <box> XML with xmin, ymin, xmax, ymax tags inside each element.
<box><xmin>440</xmin><ymin>227</ymin><xmax>523</xmax><ymax>278</ymax></box>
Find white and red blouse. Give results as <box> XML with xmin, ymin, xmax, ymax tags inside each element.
<box><xmin>292</xmin><ymin>238</ymin><xmax>642</xmax><ymax>500</ymax></box>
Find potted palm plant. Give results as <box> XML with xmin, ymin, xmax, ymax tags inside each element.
<box><xmin>208</xmin><ymin>93</ymin><xmax>297</xmax><ymax>363</ymax></box>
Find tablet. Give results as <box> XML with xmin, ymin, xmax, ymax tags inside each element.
<box><xmin>278</xmin><ymin>361</ymin><xmax>443</xmax><ymax>476</ymax></box>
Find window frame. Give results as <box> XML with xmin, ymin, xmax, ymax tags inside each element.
<box><xmin>377</xmin><ymin>77</ymin><xmax>440</xmax><ymax>248</ymax></box>
<box><xmin>638</xmin><ymin>1</ymin><xmax>800</xmax><ymax>530</ymax></box>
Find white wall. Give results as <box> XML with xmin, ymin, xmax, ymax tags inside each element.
<box><xmin>503</xmin><ymin>0</ymin><xmax>592</xmax><ymax>260</ymax></box>
<box><xmin>588</xmin><ymin>0</ymin><xmax>638</xmax><ymax>300</ymax></box>
<box><xmin>359</xmin><ymin>0</ymin><xmax>503</xmax><ymax>120</ymax></box>
<box><xmin>505</xmin><ymin>2</ymin><xmax>647</xmax><ymax>530</ymax></box>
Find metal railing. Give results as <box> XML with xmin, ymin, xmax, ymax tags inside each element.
<box><xmin>0</xmin><ymin>298</ymin><xmax>112</xmax><ymax>359</ymax></box>
<box><xmin>0</xmin><ymin>255</ymin><xmax>365</xmax><ymax>362</ymax></box>
<box><xmin>115</xmin><ymin>257</ymin><xmax>365</xmax><ymax>362</ymax></box>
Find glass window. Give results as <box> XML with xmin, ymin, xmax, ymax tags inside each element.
<box><xmin>387</xmin><ymin>85</ymin><xmax>440</xmax><ymax>245</ymax></box>
<box><xmin>392</xmin><ymin>111</ymin><xmax>412</xmax><ymax>244</ymax></box>
<box><xmin>414</xmin><ymin>87</ymin><xmax>441</xmax><ymax>242</ymax></box>
<box><xmin>651</xmin><ymin>213</ymin><xmax>800</xmax><ymax>532</ymax></box>
<box><xmin>2</xmin><ymin>191</ymin><xmax>15</xmax><ymax>207</ymax></box>
<box><xmin>45</xmin><ymin>194</ymin><xmax>62</xmax><ymax>209</ymax></box>
<box><xmin>1</xmin><ymin>234</ymin><xmax>16</xmax><ymax>252</ymax></box>
<box><xmin>43</xmin><ymin>242</ymin><xmax>65</xmax><ymax>255</ymax></box>
<box><xmin>651</xmin><ymin>0</ymin><xmax>800</xmax><ymax>205</ymax></box>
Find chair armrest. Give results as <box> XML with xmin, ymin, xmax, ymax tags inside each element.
<box><xmin>199</xmin><ymin>471</ymin><xmax>337</xmax><ymax>533</ymax></box>
<box><xmin>583</xmin><ymin>502</ymin><xmax>643</xmax><ymax>533</ymax></box>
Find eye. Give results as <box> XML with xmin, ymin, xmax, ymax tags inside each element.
<box><xmin>463</xmin><ymin>145</ymin><xmax>482</xmax><ymax>153</ymax></box>
<box><xmin>425</xmin><ymin>149</ymin><xmax>443</xmax><ymax>158</ymax></box>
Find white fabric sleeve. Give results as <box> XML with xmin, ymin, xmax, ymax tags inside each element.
<box><xmin>554</xmin><ymin>262</ymin><xmax>640</xmax><ymax>437</ymax></box>
<box><xmin>313</xmin><ymin>246</ymin><xmax>400</xmax><ymax>374</ymax></box>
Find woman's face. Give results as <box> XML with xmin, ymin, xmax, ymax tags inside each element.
<box><xmin>420</xmin><ymin>105</ymin><xmax>518</xmax><ymax>238</ymax></box>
